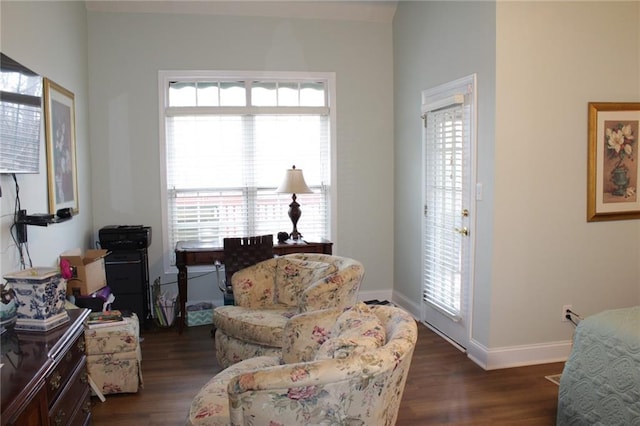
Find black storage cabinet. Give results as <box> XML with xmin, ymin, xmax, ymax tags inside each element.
<box><xmin>104</xmin><ymin>250</ymin><xmax>149</xmax><ymax>321</ymax></box>
<box><xmin>99</xmin><ymin>225</ymin><xmax>151</xmax><ymax>324</ymax></box>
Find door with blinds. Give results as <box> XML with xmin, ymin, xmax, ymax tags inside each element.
<box><xmin>421</xmin><ymin>75</ymin><xmax>476</xmax><ymax>350</ymax></box>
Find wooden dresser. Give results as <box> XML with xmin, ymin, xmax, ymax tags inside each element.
<box><xmin>1</xmin><ymin>309</ymin><xmax>91</xmax><ymax>426</ymax></box>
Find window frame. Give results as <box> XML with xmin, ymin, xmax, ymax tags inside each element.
<box><xmin>158</xmin><ymin>70</ymin><xmax>337</xmax><ymax>273</ymax></box>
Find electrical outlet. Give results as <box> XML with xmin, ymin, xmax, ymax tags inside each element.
<box><xmin>562</xmin><ymin>304</ymin><xmax>572</xmax><ymax>322</ymax></box>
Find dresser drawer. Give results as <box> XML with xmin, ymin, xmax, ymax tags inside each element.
<box><xmin>45</xmin><ymin>333</ymin><xmax>85</xmax><ymax>406</ymax></box>
<box><xmin>49</xmin><ymin>357</ymin><xmax>89</xmax><ymax>426</ymax></box>
<box><xmin>276</xmin><ymin>244</ymin><xmax>325</xmax><ymax>255</ymax></box>
<box><xmin>67</xmin><ymin>387</ymin><xmax>91</xmax><ymax>426</ymax></box>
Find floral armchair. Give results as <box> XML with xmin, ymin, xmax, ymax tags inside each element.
<box><xmin>213</xmin><ymin>253</ymin><xmax>364</xmax><ymax>368</ymax></box>
<box><xmin>189</xmin><ymin>303</ymin><xmax>418</xmax><ymax>426</ymax></box>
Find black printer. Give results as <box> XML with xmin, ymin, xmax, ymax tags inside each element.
<box><xmin>99</xmin><ymin>225</ymin><xmax>151</xmax><ymax>250</ymax></box>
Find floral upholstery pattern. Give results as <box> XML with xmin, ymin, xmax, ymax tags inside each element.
<box><xmin>213</xmin><ymin>254</ymin><xmax>364</xmax><ymax>368</ymax></box>
<box><xmin>315</xmin><ymin>302</ymin><xmax>386</xmax><ymax>360</ymax></box>
<box><xmin>84</xmin><ymin>315</ymin><xmax>140</xmax><ymax>355</ymax></box>
<box><xmin>87</xmin><ymin>351</ymin><xmax>142</xmax><ymax>395</ymax></box>
<box><xmin>189</xmin><ymin>356</ymin><xmax>280</xmax><ymax>425</ymax></box>
<box><xmin>85</xmin><ymin>314</ymin><xmax>143</xmax><ymax>395</ymax></box>
<box><xmin>214</xmin><ymin>330</ymin><xmax>283</xmax><ymax>368</ymax></box>
<box><xmin>189</xmin><ymin>303</ymin><xmax>418</xmax><ymax>426</ymax></box>
<box><xmin>212</xmin><ymin>306</ymin><xmax>295</xmax><ymax>347</ymax></box>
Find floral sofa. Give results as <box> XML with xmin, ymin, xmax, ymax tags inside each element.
<box><xmin>213</xmin><ymin>253</ymin><xmax>365</xmax><ymax>368</ymax></box>
<box><xmin>189</xmin><ymin>302</ymin><xmax>418</xmax><ymax>426</ymax></box>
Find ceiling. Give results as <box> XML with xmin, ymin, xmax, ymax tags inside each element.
<box><xmin>85</xmin><ymin>0</ymin><xmax>398</xmax><ymax>23</ymax></box>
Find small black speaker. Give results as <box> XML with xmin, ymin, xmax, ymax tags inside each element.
<box><xmin>277</xmin><ymin>231</ymin><xmax>289</xmax><ymax>243</ymax></box>
<box><xmin>56</xmin><ymin>208</ymin><xmax>72</xmax><ymax>218</ymax></box>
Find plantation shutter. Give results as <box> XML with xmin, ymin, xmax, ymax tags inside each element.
<box><xmin>422</xmin><ymin>97</ymin><xmax>469</xmax><ymax>320</ymax></box>
<box><xmin>165</xmin><ymin>113</ymin><xmax>329</xmax><ymax>255</ymax></box>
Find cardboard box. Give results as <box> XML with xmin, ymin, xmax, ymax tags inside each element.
<box><xmin>61</xmin><ymin>249</ymin><xmax>109</xmax><ymax>296</ymax></box>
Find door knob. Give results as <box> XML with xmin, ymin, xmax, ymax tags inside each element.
<box><xmin>455</xmin><ymin>227</ymin><xmax>469</xmax><ymax>236</ymax></box>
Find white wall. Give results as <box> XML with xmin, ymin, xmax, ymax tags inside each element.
<box><xmin>0</xmin><ymin>1</ymin><xmax>92</xmax><ymax>276</ymax></box>
<box><xmin>394</xmin><ymin>1</ymin><xmax>640</xmax><ymax>368</ymax></box>
<box><xmin>85</xmin><ymin>10</ymin><xmax>394</xmax><ymax>303</ymax></box>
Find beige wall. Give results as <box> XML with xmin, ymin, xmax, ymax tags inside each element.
<box><xmin>493</xmin><ymin>1</ymin><xmax>640</xmax><ymax>348</ymax></box>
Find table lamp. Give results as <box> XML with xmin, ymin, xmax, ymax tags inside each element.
<box><xmin>276</xmin><ymin>165</ymin><xmax>312</xmax><ymax>240</ymax></box>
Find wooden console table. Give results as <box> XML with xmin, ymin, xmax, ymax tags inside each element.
<box><xmin>175</xmin><ymin>238</ymin><xmax>332</xmax><ymax>333</ymax></box>
<box><xmin>1</xmin><ymin>308</ymin><xmax>91</xmax><ymax>426</ymax></box>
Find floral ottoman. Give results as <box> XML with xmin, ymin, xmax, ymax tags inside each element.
<box><xmin>84</xmin><ymin>313</ymin><xmax>143</xmax><ymax>395</ymax></box>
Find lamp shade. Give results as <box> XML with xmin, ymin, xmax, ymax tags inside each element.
<box><xmin>276</xmin><ymin>165</ymin><xmax>313</xmax><ymax>194</ymax></box>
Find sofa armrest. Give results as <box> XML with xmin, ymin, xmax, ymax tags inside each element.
<box><xmin>227</xmin><ymin>352</ymin><xmax>391</xmax><ymax>425</ymax></box>
<box><xmin>231</xmin><ymin>258</ymin><xmax>278</xmax><ymax>308</ymax></box>
<box><xmin>228</xmin><ymin>357</ymin><xmax>369</xmax><ymax>394</ymax></box>
<box><xmin>299</xmin><ymin>263</ymin><xmax>364</xmax><ymax>311</ymax></box>
<box><xmin>280</xmin><ymin>308</ymin><xmax>343</xmax><ymax>364</ymax></box>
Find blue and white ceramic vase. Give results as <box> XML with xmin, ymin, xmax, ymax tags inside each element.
<box><xmin>0</xmin><ymin>282</ymin><xmax>18</xmax><ymax>329</ymax></box>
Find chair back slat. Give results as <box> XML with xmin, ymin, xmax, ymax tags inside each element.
<box><xmin>223</xmin><ymin>234</ymin><xmax>274</xmax><ymax>290</ymax></box>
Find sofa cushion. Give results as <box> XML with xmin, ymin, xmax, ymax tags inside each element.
<box><xmin>315</xmin><ymin>302</ymin><xmax>386</xmax><ymax>360</ymax></box>
<box><xmin>274</xmin><ymin>258</ymin><xmax>337</xmax><ymax>307</ymax></box>
<box><xmin>213</xmin><ymin>305</ymin><xmax>297</xmax><ymax>347</ymax></box>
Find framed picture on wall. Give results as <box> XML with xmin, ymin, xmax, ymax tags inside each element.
<box><xmin>587</xmin><ymin>102</ymin><xmax>640</xmax><ymax>222</ymax></box>
<box><xmin>44</xmin><ymin>78</ymin><xmax>78</xmax><ymax>215</ymax></box>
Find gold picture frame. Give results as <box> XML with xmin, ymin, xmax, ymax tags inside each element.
<box><xmin>44</xmin><ymin>78</ymin><xmax>78</xmax><ymax>215</ymax></box>
<box><xmin>587</xmin><ymin>102</ymin><xmax>640</xmax><ymax>222</ymax></box>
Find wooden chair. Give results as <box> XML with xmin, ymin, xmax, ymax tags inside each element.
<box><xmin>221</xmin><ymin>235</ymin><xmax>274</xmax><ymax>305</ymax></box>
<box><xmin>211</xmin><ymin>235</ymin><xmax>274</xmax><ymax>337</ymax></box>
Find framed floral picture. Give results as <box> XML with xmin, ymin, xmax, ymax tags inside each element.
<box><xmin>44</xmin><ymin>78</ymin><xmax>78</xmax><ymax>215</ymax></box>
<box><xmin>587</xmin><ymin>102</ymin><xmax>640</xmax><ymax>222</ymax></box>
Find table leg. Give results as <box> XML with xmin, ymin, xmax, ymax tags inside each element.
<box><xmin>177</xmin><ymin>264</ymin><xmax>187</xmax><ymax>334</ymax></box>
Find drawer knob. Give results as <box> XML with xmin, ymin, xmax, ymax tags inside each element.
<box><xmin>54</xmin><ymin>410</ymin><xmax>66</xmax><ymax>426</ymax></box>
<box><xmin>50</xmin><ymin>372</ymin><xmax>62</xmax><ymax>390</ymax></box>
<box><xmin>81</xmin><ymin>371</ymin><xmax>88</xmax><ymax>384</ymax></box>
<box><xmin>82</xmin><ymin>401</ymin><xmax>91</xmax><ymax>413</ymax></box>
<box><xmin>78</xmin><ymin>339</ymin><xmax>86</xmax><ymax>352</ymax></box>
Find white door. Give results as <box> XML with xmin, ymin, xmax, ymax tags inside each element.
<box><xmin>421</xmin><ymin>75</ymin><xmax>476</xmax><ymax>350</ymax></box>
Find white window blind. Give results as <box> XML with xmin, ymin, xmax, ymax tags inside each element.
<box><xmin>160</xmin><ymin>73</ymin><xmax>332</xmax><ymax>270</ymax></box>
<box><xmin>423</xmin><ymin>102</ymin><xmax>469</xmax><ymax>319</ymax></box>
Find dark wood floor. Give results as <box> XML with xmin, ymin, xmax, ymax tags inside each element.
<box><xmin>90</xmin><ymin>322</ymin><xmax>563</xmax><ymax>425</ymax></box>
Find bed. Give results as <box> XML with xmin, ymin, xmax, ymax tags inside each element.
<box><xmin>557</xmin><ymin>306</ymin><xmax>640</xmax><ymax>425</ymax></box>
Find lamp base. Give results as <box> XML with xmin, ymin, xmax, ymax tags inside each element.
<box><xmin>288</xmin><ymin>195</ymin><xmax>302</xmax><ymax>241</ymax></box>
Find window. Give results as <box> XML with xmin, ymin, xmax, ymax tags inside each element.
<box><xmin>158</xmin><ymin>71</ymin><xmax>334</xmax><ymax>271</ymax></box>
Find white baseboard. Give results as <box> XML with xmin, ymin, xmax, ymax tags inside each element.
<box><xmin>390</xmin><ymin>290</ymin><xmax>421</xmax><ymax>320</ymax></box>
<box><xmin>467</xmin><ymin>338</ymin><xmax>572</xmax><ymax>370</ymax></box>
<box><xmin>389</xmin><ymin>290</ymin><xmax>572</xmax><ymax>370</ymax></box>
